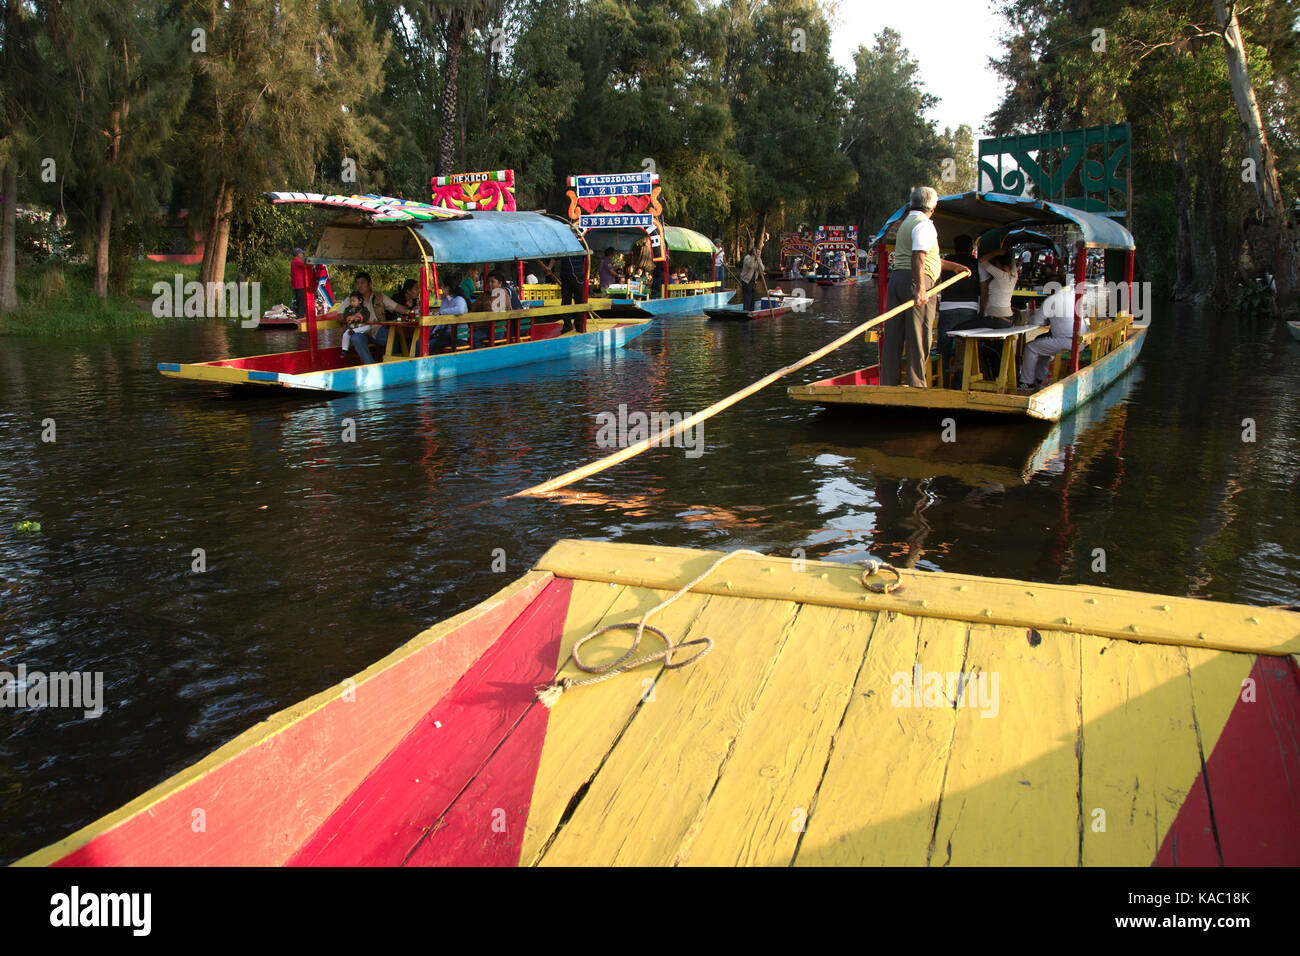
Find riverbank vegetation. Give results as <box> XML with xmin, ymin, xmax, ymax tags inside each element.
<box><xmin>0</xmin><ymin>0</ymin><xmax>1296</xmax><ymax>332</ymax></box>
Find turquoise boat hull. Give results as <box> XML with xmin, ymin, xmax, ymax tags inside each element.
<box><xmin>159</xmin><ymin>320</ymin><xmax>650</xmax><ymax>394</ymax></box>
<box><xmin>606</xmin><ymin>292</ymin><xmax>735</xmax><ymax>317</ymax></box>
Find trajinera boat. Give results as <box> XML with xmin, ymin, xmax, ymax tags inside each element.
<box><xmin>789</xmin><ymin>192</ymin><xmax>1146</xmax><ymax>422</ymax></box>
<box><xmin>813</xmin><ymin>225</ymin><xmax>859</xmax><ymax>285</ymax></box>
<box><xmin>562</xmin><ymin>172</ymin><xmax>733</xmax><ymax>317</ymax></box>
<box><xmin>157</xmin><ymin>193</ymin><xmax>649</xmax><ymax>394</ymax></box>
<box><xmin>18</xmin><ymin>541</ymin><xmax>1299</xmax><ymax>866</ymax></box>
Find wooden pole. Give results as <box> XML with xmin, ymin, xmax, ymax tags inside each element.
<box><xmin>876</xmin><ymin>242</ymin><xmax>888</xmax><ymax>315</ymax></box>
<box><xmin>511</xmin><ymin>271</ymin><xmax>969</xmax><ymax>497</ymax></box>
<box><xmin>1070</xmin><ymin>242</ymin><xmax>1087</xmax><ymax>373</ymax></box>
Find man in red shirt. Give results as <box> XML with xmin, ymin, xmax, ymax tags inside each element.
<box><xmin>290</xmin><ymin>248</ymin><xmax>310</xmax><ymax>317</ymax></box>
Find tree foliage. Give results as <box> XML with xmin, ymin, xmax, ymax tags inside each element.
<box><xmin>3</xmin><ymin>0</ymin><xmax>1296</xmax><ymax>312</ymax></box>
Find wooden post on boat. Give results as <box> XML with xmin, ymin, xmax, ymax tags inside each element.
<box><xmin>304</xmin><ymin>271</ymin><xmax>319</xmax><ymax>356</ymax></box>
<box><xmin>1069</xmin><ymin>241</ymin><xmax>1087</xmax><ymax>373</ymax></box>
<box><xmin>876</xmin><ymin>241</ymin><xmax>888</xmax><ymax>316</ymax></box>
<box><xmin>418</xmin><ymin>264</ymin><xmax>430</xmax><ymax>355</ymax></box>
<box><xmin>1125</xmin><ymin>249</ymin><xmax>1135</xmax><ymax>318</ymax></box>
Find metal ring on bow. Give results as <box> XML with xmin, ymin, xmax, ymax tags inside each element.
<box><xmin>860</xmin><ymin>559</ymin><xmax>902</xmax><ymax>593</ymax></box>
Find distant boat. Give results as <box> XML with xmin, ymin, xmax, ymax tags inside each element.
<box><xmin>705</xmin><ymin>294</ymin><xmax>812</xmax><ymax>321</ymax></box>
<box><xmin>1287</xmin><ymin>320</ymin><xmax>1300</xmax><ymax>341</ymax></box>
<box><xmin>792</xmin><ymin>192</ymin><xmax>1145</xmax><ymax>423</ymax></box>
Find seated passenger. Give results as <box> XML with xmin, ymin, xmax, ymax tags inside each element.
<box><xmin>1019</xmin><ymin>284</ymin><xmax>1087</xmax><ymax>392</ymax></box>
<box><xmin>390</xmin><ymin>279</ymin><xmax>420</xmax><ymax>318</ymax></box>
<box><xmin>429</xmin><ymin>279</ymin><xmax>470</xmax><ymax>352</ymax></box>
<box><xmin>326</xmin><ymin>271</ymin><xmax>410</xmax><ymax>364</ymax></box>
<box><xmin>469</xmin><ymin>271</ymin><xmax>512</xmax><ymax>346</ymax></box>
<box><xmin>598</xmin><ymin>248</ymin><xmax>618</xmax><ymax>290</ymax></box>
<box><xmin>936</xmin><ymin>234</ymin><xmax>980</xmax><ymax>363</ymax></box>
<box><xmin>338</xmin><ymin>293</ymin><xmax>368</xmax><ymax>356</ymax></box>
<box><xmin>946</xmin><ymin>246</ymin><xmax>1016</xmax><ymax>380</ymax></box>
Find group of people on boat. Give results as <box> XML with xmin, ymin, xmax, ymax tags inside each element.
<box><xmin>589</xmin><ymin>244</ymin><xmax>706</xmax><ymax>298</ymax></box>
<box><xmin>881</xmin><ymin>185</ymin><xmax>1086</xmax><ymax>393</ymax></box>
<box><xmin>320</xmin><ymin>264</ymin><xmax>578</xmax><ymax>365</ymax></box>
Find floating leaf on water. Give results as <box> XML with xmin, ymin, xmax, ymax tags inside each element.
<box><xmin>13</xmin><ymin>521</ymin><xmax>41</xmax><ymax>533</ymax></box>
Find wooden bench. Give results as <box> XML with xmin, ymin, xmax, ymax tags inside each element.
<box><xmin>1050</xmin><ymin>313</ymin><xmax>1132</xmax><ymax>381</ymax></box>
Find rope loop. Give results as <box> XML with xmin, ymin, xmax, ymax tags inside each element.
<box><xmin>534</xmin><ymin>549</ymin><xmax>758</xmax><ymax>708</ymax></box>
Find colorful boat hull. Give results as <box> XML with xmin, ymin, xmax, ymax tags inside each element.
<box><xmin>158</xmin><ymin>319</ymin><xmax>650</xmax><ymax>393</ymax></box>
<box><xmin>789</xmin><ymin>326</ymin><xmax>1147</xmax><ymax>421</ymax></box>
<box><xmin>18</xmin><ymin>540</ymin><xmax>1299</xmax><ymax>867</ymax></box>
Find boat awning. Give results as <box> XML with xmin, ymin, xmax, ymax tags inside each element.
<box><xmin>580</xmin><ymin>223</ymin><xmax>717</xmax><ymax>255</ymax></box>
<box><xmin>267</xmin><ymin>192</ymin><xmax>467</xmax><ymax>223</ymax></box>
<box><xmin>979</xmin><ymin>226</ymin><xmax>1059</xmax><ymax>252</ymax></box>
<box><xmin>305</xmin><ymin>209</ymin><xmax>589</xmax><ymax>266</ymax></box>
<box><xmin>870</xmin><ymin>192</ymin><xmax>1135</xmax><ymax>251</ymax></box>
<box><xmin>663</xmin><ymin>226</ymin><xmax>717</xmax><ymax>254</ymax></box>
<box><xmin>411</xmin><ymin>211</ymin><xmax>588</xmax><ymax>264</ymax></box>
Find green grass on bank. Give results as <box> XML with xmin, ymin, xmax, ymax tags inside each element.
<box><xmin>0</xmin><ymin>260</ymin><xmax>238</xmax><ymax>336</ymax></box>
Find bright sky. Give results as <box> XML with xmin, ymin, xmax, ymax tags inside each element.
<box><xmin>828</xmin><ymin>0</ymin><xmax>1008</xmax><ymax>137</ymax></box>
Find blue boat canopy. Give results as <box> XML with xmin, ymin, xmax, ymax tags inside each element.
<box><xmin>413</xmin><ymin>211</ymin><xmax>589</xmax><ymax>264</ymax></box>
<box><xmin>870</xmin><ymin>192</ymin><xmax>1135</xmax><ymax>251</ymax></box>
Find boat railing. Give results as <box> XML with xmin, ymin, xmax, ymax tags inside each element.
<box><xmin>1050</xmin><ymin>311</ymin><xmax>1134</xmax><ymax>382</ymax></box>
<box><xmin>665</xmin><ymin>281</ymin><xmax>722</xmax><ymax>297</ymax></box>
<box><xmin>299</xmin><ymin>299</ymin><xmax>616</xmax><ymax>357</ymax></box>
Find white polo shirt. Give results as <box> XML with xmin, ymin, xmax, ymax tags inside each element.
<box><xmin>1041</xmin><ymin>285</ymin><xmax>1089</xmax><ymax>338</ymax></box>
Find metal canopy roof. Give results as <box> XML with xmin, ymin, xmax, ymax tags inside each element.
<box><xmin>413</xmin><ymin>211</ymin><xmax>588</xmax><ymax>263</ymax></box>
<box><xmin>870</xmin><ymin>191</ymin><xmax>1135</xmax><ymax>251</ymax></box>
<box><xmin>304</xmin><ymin>209</ymin><xmax>589</xmax><ymax>266</ymax></box>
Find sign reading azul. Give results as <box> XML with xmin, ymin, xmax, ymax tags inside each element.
<box><xmin>571</xmin><ymin>172</ymin><xmax>656</xmax><ymax>198</ymax></box>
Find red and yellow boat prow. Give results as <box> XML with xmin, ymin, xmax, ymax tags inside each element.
<box><xmin>17</xmin><ymin>542</ymin><xmax>1300</xmax><ymax>867</ymax></box>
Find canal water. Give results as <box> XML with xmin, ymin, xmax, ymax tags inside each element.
<box><xmin>1</xmin><ymin>285</ymin><xmax>1297</xmax><ymax>862</ymax></box>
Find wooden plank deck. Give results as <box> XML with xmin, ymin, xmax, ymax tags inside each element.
<box><xmin>509</xmin><ymin>542</ymin><xmax>1299</xmax><ymax>866</ymax></box>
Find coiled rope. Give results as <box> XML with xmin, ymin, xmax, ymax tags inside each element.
<box><xmin>535</xmin><ymin>550</ymin><xmax>902</xmax><ymax>707</ymax></box>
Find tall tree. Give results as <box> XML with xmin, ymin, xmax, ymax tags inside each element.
<box><xmin>0</xmin><ymin>0</ymin><xmax>33</xmax><ymax>310</ymax></box>
<box><xmin>722</xmin><ymin>0</ymin><xmax>856</xmax><ymax>248</ymax></box>
<box><xmin>840</xmin><ymin>29</ymin><xmax>944</xmax><ymax>237</ymax></box>
<box><xmin>430</xmin><ymin>0</ymin><xmax>504</xmax><ymax>175</ymax></box>
<box><xmin>1213</xmin><ymin>0</ymin><xmax>1294</xmax><ymax>307</ymax></box>
<box><xmin>185</xmin><ymin>0</ymin><xmax>387</xmax><ymax>288</ymax></box>
<box><xmin>935</xmin><ymin>125</ymin><xmax>977</xmax><ymax>194</ymax></box>
<box><xmin>57</xmin><ymin>1</ymin><xmax>190</xmax><ymax>296</ymax></box>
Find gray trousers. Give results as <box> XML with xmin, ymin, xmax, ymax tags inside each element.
<box><xmin>881</xmin><ymin>269</ymin><xmax>936</xmax><ymax>387</ymax></box>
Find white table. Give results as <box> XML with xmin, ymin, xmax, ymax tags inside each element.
<box><xmin>947</xmin><ymin>324</ymin><xmax>1048</xmax><ymax>392</ymax></box>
